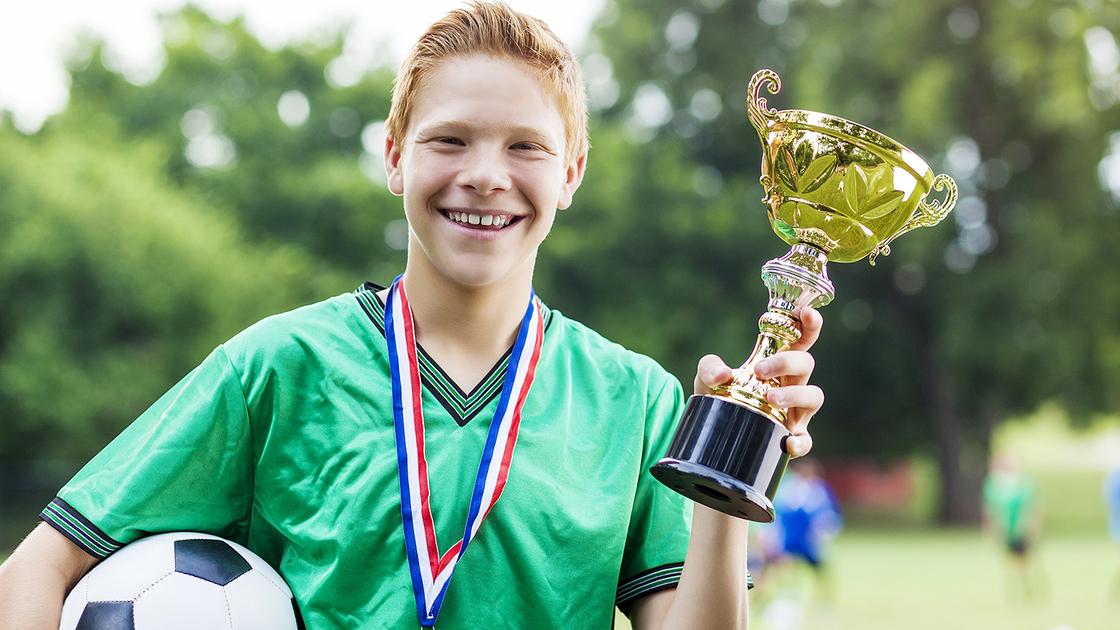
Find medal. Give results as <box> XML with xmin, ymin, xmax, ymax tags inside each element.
<box><xmin>386</xmin><ymin>276</ymin><xmax>544</xmax><ymax>627</ymax></box>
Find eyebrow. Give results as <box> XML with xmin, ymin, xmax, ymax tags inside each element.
<box><xmin>415</xmin><ymin>120</ymin><xmax>559</xmax><ymax>146</ymax></box>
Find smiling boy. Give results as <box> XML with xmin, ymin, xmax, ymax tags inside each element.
<box><xmin>0</xmin><ymin>3</ymin><xmax>822</xmax><ymax>629</ymax></box>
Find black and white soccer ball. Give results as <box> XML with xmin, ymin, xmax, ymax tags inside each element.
<box><xmin>60</xmin><ymin>532</ymin><xmax>305</xmax><ymax>630</ymax></box>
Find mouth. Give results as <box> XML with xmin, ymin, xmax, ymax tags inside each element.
<box><xmin>443</xmin><ymin>210</ymin><xmax>519</xmax><ymax>230</ymax></box>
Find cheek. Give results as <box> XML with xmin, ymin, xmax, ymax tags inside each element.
<box><xmin>521</xmin><ymin>164</ymin><xmax>567</xmax><ymax>204</ymax></box>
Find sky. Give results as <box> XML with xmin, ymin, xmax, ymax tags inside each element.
<box><xmin>0</xmin><ymin>0</ymin><xmax>606</xmax><ymax>132</ymax></box>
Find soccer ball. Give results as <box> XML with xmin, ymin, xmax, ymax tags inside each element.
<box><xmin>60</xmin><ymin>532</ymin><xmax>304</xmax><ymax>630</ymax></box>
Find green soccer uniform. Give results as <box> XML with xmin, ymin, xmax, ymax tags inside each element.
<box><xmin>982</xmin><ymin>471</ymin><xmax>1036</xmax><ymax>550</ymax></box>
<box><xmin>42</xmin><ymin>284</ymin><xmax>693</xmax><ymax>629</ymax></box>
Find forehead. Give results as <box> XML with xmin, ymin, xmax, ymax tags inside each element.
<box><xmin>408</xmin><ymin>55</ymin><xmax>565</xmax><ymax>140</ymax></box>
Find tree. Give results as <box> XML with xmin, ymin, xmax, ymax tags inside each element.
<box><xmin>0</xmin><ymin>123</ymin><xmax>316</xmax><ymax>461</ymax></box>
<box><xmin>57</xmin><ymin>6</ymin><xmax>406</xmax><ymax>278</ymax></box>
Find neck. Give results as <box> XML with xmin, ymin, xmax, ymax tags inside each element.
<box><xmin>392</xmin><ymin>265</ymin><xmax>536</xmax><ymax>391</ymax></box>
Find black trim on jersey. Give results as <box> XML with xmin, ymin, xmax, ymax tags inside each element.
<box><xmin>615</xmin><ymin>562</ymin><xmax>686</xmax><ymax>613</ymax></box>
<box><xmin>420</xmin><ymin>346</ymin><xmax>512</xmax><ymax>427</ymax></box>
<box><xmin>614</xmin><ymin>560</ymin><xmax>753</xmax><ymax>614</ymax></box>
<box><xmin>40</xmin><ymin>497</ymin><xmax>125</xmax><ymax>559</ymax></box>
<box><xmin>354</xmin><ymin>282</ymin><xmax>553</xmax><ymax>427</ymax></box>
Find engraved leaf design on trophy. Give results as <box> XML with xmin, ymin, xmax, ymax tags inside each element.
<box><xmin>777</xmin><ymin>144</ymin><xmax>839</xmax><ymax>196</ymax></box>
<box><xmin>843</xmin><ymin>163</ymin><xmax>904</xmax><ymax>221</ymax></box>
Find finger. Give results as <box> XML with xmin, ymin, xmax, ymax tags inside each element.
<box><xmin>694</xmin><ymin>354</ymin><xmax>734</xmax><ymax>394</ymax></box>
<box><xmin>789</xmin><ymin>306</ymin><xmax>822</xmax><ymax>352</ymax></box>
<box><xmin>784</xmin><ymin>430</ymin><xmax>814</xmax><ymax>458</ymax></box>
<box><xmin>753</xmin><ymin>351</ymin><xmax>816</xmax><ymax>387</ymax></box>
<box><xmin>766</xmin><ymin>384</ymin><xmax>824</xmax><ymax>419</ymax></box>
<box><xmin>781</xmin><ymin>405</ymin><xmax>816</xmax><ymax>458</ymax></box>
<box><xmin>771</xmin><ymin>384</ymin><xmax>822</xmax><ymax>458</ymax></box>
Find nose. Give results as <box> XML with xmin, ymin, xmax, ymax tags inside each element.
<box><xmin>456</xmin><ymin>144</ymin><xmax>511</xmax><ymax>195</ymax></box>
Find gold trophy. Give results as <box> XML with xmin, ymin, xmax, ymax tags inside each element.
<box><xmin>651</xmin><ymin>69</ymin><xmax>958</xmax><ymax>522</ymax></box>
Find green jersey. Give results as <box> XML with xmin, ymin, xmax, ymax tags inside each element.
<box><xmin>43</xmin><ymin>284</ymin><xmax>693</xmax><ymax>629</ymax></box>
<box><xmin>982</xmin><ymin>471</ymin><xmax>1036</xmax><ymax>541</ymax></box>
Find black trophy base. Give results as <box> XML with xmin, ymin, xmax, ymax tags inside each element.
<box><xmin>651</xmin><ymin>394</ymin><xmax>791</xmax><ymax>522</ymax></box>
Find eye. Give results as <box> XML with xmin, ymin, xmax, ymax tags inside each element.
<box><xmin>438</xmin><ymin>137</ymin><xmax>465</xmax><ymax>146</ymax></box>
<box><xmin>511</xmin><ymin>142</ymin><xmax>539</xmax><ymax>151</ymax></box>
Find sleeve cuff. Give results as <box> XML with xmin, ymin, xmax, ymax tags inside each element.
<box><xmin>615</xmin><ymin>561</ymin><xmax>755</xmax><ymax>612</ymax></box>
<box><xmin>40</xmin><ymin>497</ymin><xmax>125</xmax><ymax>560</ymax></box>
<box><xmin>616</xmin><ymin>563</ymin><xmax>684</xmax><ymax>610</ymax></box>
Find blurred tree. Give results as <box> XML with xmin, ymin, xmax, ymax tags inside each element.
<box><xmin>537</xmin><ymin>125</ymin><xmax>775</xmax><ymax>382</ymax></box>
<box><xmin>56</xmin><ymin>6</ymin><xmax>406</xmax><ymax>279</ymax></box>
<box><xmin>0</xmin><ymin>123</ymin><xmax>320</xmax><ymax>460</ymax></box>
<box><xmin>587</xmin><ymin>0</ymin><xmax>1120</xmax><ymax>524</ymax></box>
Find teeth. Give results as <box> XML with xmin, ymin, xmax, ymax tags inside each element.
<box><xmin>447</xmin><ymin>212</ymin><xmax>512</xmax><ymax>228</ymax></box>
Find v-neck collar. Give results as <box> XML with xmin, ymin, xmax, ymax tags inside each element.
<box><xmin>354</xmin><ymin>282</ymin><xmax>551</xmax><ymax>427</ymax></box>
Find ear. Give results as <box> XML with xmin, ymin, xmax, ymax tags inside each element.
<box><xmin>556</xmin><ymin>152</ymin><xmax>587</xmax><ymax>210</ymax></box>
<box><xmin>385</xmin><ymin>136</ymin><xmax>404</xmax><ymax>196</ymax></box>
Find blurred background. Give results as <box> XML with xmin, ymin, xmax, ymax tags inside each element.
<box><xmin>2</xmin><ymin>0</ymin><xmax>1120</xmax><ymax>628</ymax></box>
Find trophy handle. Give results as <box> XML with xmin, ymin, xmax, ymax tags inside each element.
<box><xmin>870</xmin><ymin>173</ymin><xmax>958</xmax><ymax>264</ymax></box>
<box><xmin>748</xmin><ymin>69</ymin><xmax>781</xmax><ymax>142</ymax></box>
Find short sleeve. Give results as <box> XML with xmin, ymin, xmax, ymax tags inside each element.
<box><xmin>41</xmin><ymin>345</ymin><xmax>255</xmax><ymax>558</ymax></box>
<box><xmin>615</xmin><ymin>369</ymin><xmax>693</xmax><ymax>611</ymax></box>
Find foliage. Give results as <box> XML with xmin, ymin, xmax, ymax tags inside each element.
<box><xmin>58</xmin><ymin>7</ymin><xmax>405</xmax><ymax>277</ymax></box>
<box><xmin>0</xmin><ymin>124</ymin><xmax>317</xmax><ymax>459</ymax></box>
<box><xmin>538</xmin><ymin>125</ymin><xmax>775</xmax><ymax>381</ymax></box>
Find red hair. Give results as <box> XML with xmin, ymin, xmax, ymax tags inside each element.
<box><xmin>385</xmin><ymin>1</ymin><xmax>589</xmax><ymax>166</ymax></box>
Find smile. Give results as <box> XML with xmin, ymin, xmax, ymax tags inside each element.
<box><xmin>444</xmin><ymin>211</ymin><xmax>516</xmax><ymax>229</ymax></box>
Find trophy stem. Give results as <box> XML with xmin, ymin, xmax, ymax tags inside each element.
<box><xmin>712</xmin><ymin>240</ymin><xmax>835</xmax><ymax>426</ymax></box>
<box><xmin>650</xmin><ymin>240</ymin><xmax>837</xmax><ymax>521</ymax></box>
<box><xmin>713</xmin><ymin>311</ymin><xmax>799</xmax><ymax>424</ymax></box>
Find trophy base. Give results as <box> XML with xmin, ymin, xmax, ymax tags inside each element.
<box><xmin>651</xmin><ymin>395</ymin><xmax>791</xmax><ymax>522</ymax></box>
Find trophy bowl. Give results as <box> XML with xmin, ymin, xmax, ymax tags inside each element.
<box><xmin>651</xmin><ymin>69</ymin><xmax>957</xmax><ymax>522</ymax></box>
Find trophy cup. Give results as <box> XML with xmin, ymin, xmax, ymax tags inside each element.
<box><xmin>650</xmin><ymin>69</ymin><xmax>958</xmax><ymax>522</ymax></box>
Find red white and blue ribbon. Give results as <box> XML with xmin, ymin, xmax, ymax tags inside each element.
<box><xmin>385</xmin><ymin>276</ymin><xmax>544</xmax><ymax>628</ymax></box>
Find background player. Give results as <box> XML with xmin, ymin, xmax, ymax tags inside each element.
<box><xmin>982</xmin><ymin>452</ymin><xmax>1046</xmax><ymax>602</ymax></box>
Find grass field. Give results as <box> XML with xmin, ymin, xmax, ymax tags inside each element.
<box><xmin>614</xmin><ymin>530</ymin><xmax>1119</xmax><ymax>630</ymax></box>
<box><xmin>611</xmin><ymin>414</ymin><xmax>1120</xmax><ymax>630</ymax></box>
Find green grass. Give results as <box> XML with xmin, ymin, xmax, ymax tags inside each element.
<box><xmin>825</xmin><ymin>531</ymin><xmax>1117</xmax><ymax>630</ymax></box>
<box><xmin>615</xmin><ymin>531</ymin><xmax>1120</xmax><ymax>630</ymax></box>
<box><xmin>613</xmin><ymin>411</ymin><xmax>1120</xmax><ymax>630</ymax></box>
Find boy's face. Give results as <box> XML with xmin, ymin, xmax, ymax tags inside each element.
<box><xmin>385</xmin><ymin>54</ymin><xmax>585</xmax><ymax>291</ymax></box>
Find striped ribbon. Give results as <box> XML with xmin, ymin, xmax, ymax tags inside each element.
<box><xmin>385</xmin><ymin>276</ymin><xmax>544</xmax><ymax>627</ymax></box>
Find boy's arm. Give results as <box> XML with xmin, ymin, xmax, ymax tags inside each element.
<box><xmin>0</xmin><ymin>522</ymin><xmax>100</xmax><ymax>629</ymax></box>
<box><xmin>630</xmin><ymin>307</ymin><xmax>825</xmax><ymax>630</ymax></box>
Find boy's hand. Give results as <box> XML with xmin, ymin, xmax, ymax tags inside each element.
<box><xmin>692</xmin><ymin>306</ymin><xmax>824</xmax><ymax>458</ymax></box>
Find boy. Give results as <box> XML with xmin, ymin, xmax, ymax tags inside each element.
<box><xmin>0</xmin><ymin>3</ymin><xmax>823</xmax><ymax>628</ymax></box>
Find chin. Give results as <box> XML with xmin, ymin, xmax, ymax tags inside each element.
<box><xmin>444</xmin><ymin>261</ymin><xmax>532</xmax><ymax>291</ymax></box>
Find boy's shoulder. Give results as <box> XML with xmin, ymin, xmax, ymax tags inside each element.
<box><xmin>222</xmin><ymin>290</ymin><xmax>365</xmax><ymax>360</ymax></box>
<box><xmin>545</xmin><ymin>307</ymin><xmax>679</xmax><ymax>388</ymax></box>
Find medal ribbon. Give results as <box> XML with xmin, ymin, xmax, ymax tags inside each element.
<box><xmin>385</xmin><ymin>276</ymin><xmax>544</xmax><ymax>628</ymax></box>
